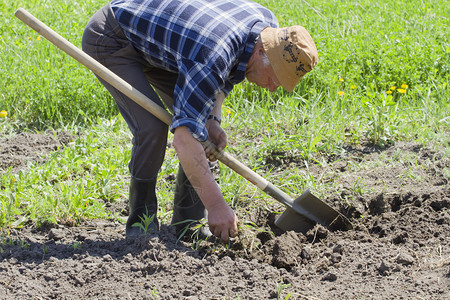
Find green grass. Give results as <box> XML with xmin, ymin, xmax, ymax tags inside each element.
<box><xmin>0</xmin><ymin>118</ymin><xmax>131</xmax><ymax>227</ymax></box>
<box><xmin>0</xmin><ymin>0</ymin><xmax>449</xmax><ymax>229</ymax></box>
<box><xmin>1</xmin><ymin>0</ymin><xmax>115</xmax><ymax>129</ymax></box>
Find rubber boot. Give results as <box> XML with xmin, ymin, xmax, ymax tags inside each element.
<box><xmin>171</xmin><ymin>164</ymin><xmax>213</xmax><ymax>240</ymax></box>
<box><xmin>126</xmin><ymin>178</ymin><xmax>159</xmax><ymax>237</ymax></box>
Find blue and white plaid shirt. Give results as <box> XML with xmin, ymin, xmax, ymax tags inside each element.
<box><xmin>110</xmin><ymin>0</ymin><xmax>278</xmax><ymax>141</ymax></box>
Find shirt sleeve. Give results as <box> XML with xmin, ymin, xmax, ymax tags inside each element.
<box><xmin>169</xmin><ymin>59</ymin><xmax>225</xmax><ymax>142</ymax></box>
<box><xmin>222</xmin><ymin>79</ymin><xmax>234</xmax><ymax>96</ymax></box>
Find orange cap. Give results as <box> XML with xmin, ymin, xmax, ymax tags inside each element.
<box><xmin>261</xmin><ymin>26</ymin><xmax>318</xmax><ymax>92</ymax></box>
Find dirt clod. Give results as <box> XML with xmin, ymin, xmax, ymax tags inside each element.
<box><xmin>321</xmin><ymin>272</ymin><xmax>338</xmax><ymax>282</ymax></box>
<box><xmin>396</xmin><ymin>252</ymin><xmax>415</xmax><ymax>266</ymax></box>
<box><xmin>378</xmin><ymin>260</ymin><xmax>392</xmax><ymax>276</ymax></box>
<box><xmin>48</xmin><ymin>228</ymin><xmax>65</xmax><ymax>241</ymax></box>
<box><xmin>306</xmin><ymin>224</ymin><xmax>329</xmax><ymax>242</ymax></box>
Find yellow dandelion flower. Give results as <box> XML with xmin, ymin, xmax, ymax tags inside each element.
<box><xmin>0</xmin><ymin>110</ymin><xmax>7</xmax><ymax>118</ymax></box>
<box><xmin>390</xmin><ymin>86</ymin><xmax>396</xmax><ymax>90</ymax></box>
<box><xmin>338</xmin><ymin>91</ymin><xmax>345</xmax><ymax>96</ymax></box>
<box><xmin>401</xmin><ymin>84</ymin><xmax>408</xmax><ymax>89</ymax></box>
<box><xmin>226</xmin><ymin>108</ymin><xmax>231</xmax><ymax>115</ymax></box>
<box><xmin>28</xmin><ymin>36</ymin><xmax>31</xmax><ymax>40</ymax></box>
<box><xmin>339</xmin><ymin>78</ymin><xmax>344</xmax><ymax>82</ymax></box>
<box><xmin>397</xmin><ymin>88</ymin><xmax>406</xmax><ymax>94</ymax></box>
<box><xmin>386</xmin><ymin>91</ymin><xmax>392</xmax><ymax>94</ymax></box>
<box><xmin>350</xmin><ymin>85</ymin><xmax>356</xmax><ymax>89</ymax></box>
<box><xmin>36</xmin><ymin>36</ymin><xmax>41</xmax><ymax>41</ymax></box>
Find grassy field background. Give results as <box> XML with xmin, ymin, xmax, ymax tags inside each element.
<box><xmin>0</xmin><ymin>0</ymin><xmax>448</xmax><ymax>228</ymax></box>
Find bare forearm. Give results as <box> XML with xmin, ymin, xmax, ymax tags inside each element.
<box><xmin>173</xmin><ymin>125</ymin><xmax>238</xmax><ymax>241</ymax></box>
<box><xmin>209</xmin><ymin>91</ymin><xmax>225</xmax><ymax>119</ymax></box>
<box><xmin>173</xmin><ymin>126</ymin><xmax>223</xmax><ymax>209</ymax></box>
<box><xmin>204</xmin><ymin>91</ymin><xmax>227</xmax><ymax>159</ymax></box>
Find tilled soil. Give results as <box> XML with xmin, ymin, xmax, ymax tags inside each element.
<box><xmin>0</xmin><ymin>132</ymin><xmax>449</xmax><ymax>299</ymax></box>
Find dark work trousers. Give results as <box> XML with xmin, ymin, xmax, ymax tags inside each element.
<box><xmin>82</xmin><ymin>3</ymin><xmax>178</xmax><ymax>181</ymax></box>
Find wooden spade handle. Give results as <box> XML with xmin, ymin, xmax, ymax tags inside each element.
<box><xmin>15</xmin><ymin>7</ymin><xmax>296</xmax><ymax>209</ymax></box>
